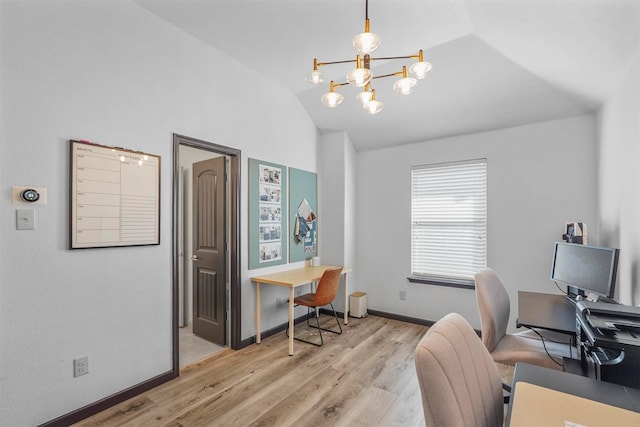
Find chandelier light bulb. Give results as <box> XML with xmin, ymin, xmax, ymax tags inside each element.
<box><xmin>306</xmin><ymin>70</ymin><xmax>326</xmax><ymax>85</ymax></box>
<box><xmin>409</xmin><ymin>61</ymin><xmax>432</xmax><ymax>79</ymax></box>
<box><xmin>321</xmin><ymin>92</ymin><xmax>344</xmax><ymax>108</ymax></box>
<box><xmin>409</xmin><ymin>50</ymin><xmax>432</xmax><ymax>79</ymax></box>
<box><xmin>346</xmin><ymin>54</ymin><xmax>372</xmax><ymax>87</ymax></box>
<box><xmin>353</xmin><ymin>32</ymin><xmax>381</xmax><ymax>55</ymax></box>
<box><xmin>356</xmin><ymin>84</ymin><xmax>373</xmax><ymax>105</ymax></box>
<box><xmin>321</xmin><ymin>81</ymin><xmax>344</xmax><ymax>108</ymax></box>
<box><xmin>356</xmin><ymin>91</ymin><xmax>373</xmax><ymax>105</ymax></box>
<box><xmin>393</xmin><ymin>66</ymin><xmax>417</xmax><ymax>95</ymax></box>
<box><xmin>306</xmin><ymin>58</ymin><xmax>326</xmax><ymax>85</ymax></box>
<box><xmin>353</xmin><ymin>18</ymin><xmax>381</xmax><ymax>54</ymax></box>
<box><xmin>305</xmin><ymin>58</ymin><xmax>327</xmax><ymax>85</ymax></box>
<box><xmin>364</xmin><ymin>99</ymin><xmax>383</xmax><ymax>114</ymax></box>
<box><xmin>346</xmin><ymin>68</ymin><xmax>372</xmax><ymax>87</ymax></box>
<box><xmin>363</xmin><ymin>89</ymin><xmax>383</xmax><ymax>114</ymax></box>
<box><xmin>393</xmin><ymin>77</ymin><xmax>417</xmax><ymax>95</ymax></box>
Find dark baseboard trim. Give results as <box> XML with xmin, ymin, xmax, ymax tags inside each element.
<box><xmin>240</xmin><ymin>307</ymin><xmax>349</xmax><ymax>349</ymax></box>
<box><xmin>239</xmin><ymin>308</ymin><xmax>480</xmax><ymax>349</ymax></box>
<box><xmin>367</xmin><ymin>309</ymin><xmax>436</xmax><ymax>327</ymax></box>
<box><xmin>368</xmin><ymin>309</ymin><xmax>481</xmax><ymax>336</ymax></box>
<box><xmin>39</xmin><ymin>370</ymin><xmax>176</xmax><ymax>427</ymax></box>
<box><xmin>239</xmin><ymin>312</ymin><xmax>317</xmax><ymax>348</ymax></box>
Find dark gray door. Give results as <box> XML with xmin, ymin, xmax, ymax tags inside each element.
<box><xmin>192</xmin><ymin>157</ymin><xmax>226</xmax><ymax>345</ymax></box>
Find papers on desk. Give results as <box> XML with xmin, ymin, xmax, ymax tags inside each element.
<box><xmin>510</xmin><ymin>382</ymin><xmax>640</xmax><ymax>427</ymax></box>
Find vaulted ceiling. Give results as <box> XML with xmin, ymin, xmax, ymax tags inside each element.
<box><xmin>135</xmin><ymin>0</ymin><xmax>640</xmax><ymax>151</ymax></box>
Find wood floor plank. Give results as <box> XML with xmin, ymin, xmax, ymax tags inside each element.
<box><xmin>125</xmin><ymin>342</ymin><xmax>295</xmax><ymax>426</ymax></box>
<box><xmin>74</xmin><ymin>316</ymin><xmax>460</xmax><ymax>427</ymax></box>
<box><xmin>335</xmin><ymin>386</ymin><xmax>396</xmax><ymax>427</ymax></box>
<box><xmin>174</xmin><ymin>344</ymin><xmax>346</xmax><ymax>425</ymax></box>
<box><xmin>377</xmin><ymin>368</ymin><xmax>426</xmax><ymax>427</ymax></box>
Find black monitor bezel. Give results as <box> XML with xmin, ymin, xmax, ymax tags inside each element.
<box><xmin>550</xmin><ymin>242</ymin><xmax>619</xmax><ymax>299</ymax></box>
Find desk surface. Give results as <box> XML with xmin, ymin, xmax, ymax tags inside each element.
<box><xmin>518</xmin><ymin>291</ymin><xmax>576</xmax><ymax>334</ymax></box>
<box><xmin>506</xmin><ymin>363</ymin><xmax>640</xmax><ymax>426</ymax></box>
<box><xmin>509</xmin><ymin>382</ymin><xmax>640</xmax><ymax>426</ymax></box>
<box><xmin>251</xmin><ymin>265</ymin><xmax>351</xmax><ymax>287</ymax></box>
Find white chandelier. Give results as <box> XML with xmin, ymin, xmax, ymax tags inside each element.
<box><xmin>305</xmin><ymin>0</ymin><xmax>432</xmax><ymax>114</ymax></box>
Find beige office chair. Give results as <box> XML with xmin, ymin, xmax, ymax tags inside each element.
<box><xmin>415</xmin><ymin>313</ymin><xmax>505</xmax><ymax>427</ymax></box>
<box><xmin>475</xmin><ymin>268</ymin><xmax>570</xmax><ymax>371</ymax></box>
<box><xmin>289</xmin><ymin>266</ymin><xmax>343</xmax><ymax>346</ymax></box>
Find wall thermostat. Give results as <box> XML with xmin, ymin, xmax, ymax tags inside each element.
<box><xmin>12</xmin><ymin>186</ymin><xmax>47</xmax><ymax>205</ymax></box>
<box><xmin>21</xmin><ymin>189</ymin><xmax>40</xmax><ymax>202</ymax></box>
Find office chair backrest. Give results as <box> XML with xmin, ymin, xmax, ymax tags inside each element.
<box><xmin>475</xmin><ymin>268</ymin><xmax>511</xmax><ymax>352</ymax></box>
<box><xmin>313</xmin><ymin>267</ymin><xmax>343</xmax><ymax>306</ymax></box>
<box><xmin>414</xmin><ymin>313</ymin><xmax>504</xmax><ymax>427</ymax></box>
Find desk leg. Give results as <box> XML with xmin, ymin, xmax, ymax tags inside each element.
<box><xmin>288</xmin><ymin>287</ymin><xmax>295</xmax><ymax>356</ymax></box>
<box><xmin>256</xmin><ymin>282</ymin><xmax>261</xmax><ymax>344</ymax></box>
<box><xmin>344</xmin><ymin>273</ymin><xmax>349</xmax><ymax>325</ymax></box>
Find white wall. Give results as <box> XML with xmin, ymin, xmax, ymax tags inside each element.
<box><xmin>0</xmin><ymin>1</ymin><xmax>317</xmax><ymax>425</ymax></box>
<box><xmin>598</xmin><ymin>54</ymin><xmax>640</xmax><ymax>306</ymax></box>
<box><xmin>356</xmin><ymin>115</ymin><xmax>598</xmax><ymax>329</ymax></box>
<box><xmin>318</xmin><ymin>131</ymin><xmax>358</xmax><ymax>312</ymax></box>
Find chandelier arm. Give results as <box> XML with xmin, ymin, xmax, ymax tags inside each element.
<box><xmin>372</xmin><ymin>71</ymin><xmax>404</xmax><ymax>80</ymax></box>
<box><xmin>317</xmin><ymin>52</ymin><xmax>423</xmax><ymax>67</ymax></box>
<box><xmin>317</xmin><ymin>59</ymin><xmax>358</xmax><ymax>66</ymax></box>
<box><xmin>369</xmin><ymin>54</ymin><xmax>421</xmax><ymax>61</ymax></box>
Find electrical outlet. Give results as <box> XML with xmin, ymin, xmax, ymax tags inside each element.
<box><xmin>399</xmin><ymin>290</ymin><xmax>407</xmax><ymax>301</ymax></box>
<box><xmin>74</xmin><ymin>356</ymin><xmax>89</xmax><ymax>377</ymax></box>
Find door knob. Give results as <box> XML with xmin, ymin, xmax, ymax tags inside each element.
<box><xmin>191</xmin><ymin>255</ymin><xmax>200</xmax><ymax>261</ymax></box>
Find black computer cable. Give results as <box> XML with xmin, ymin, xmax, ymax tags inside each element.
<box><xmin>552</xmin><ymin>280</ymin><xmax>569</xmax><ymax>296</ymax></box>
<box><xmin>523</xmin><ymin>325</ymin><xmax>566</xmax><ymax>367</ymax></box>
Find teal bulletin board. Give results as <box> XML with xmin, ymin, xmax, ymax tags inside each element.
<box><xmin>289</xmin><ymin>168</ymin><xmax>318</xmax><ymax>262</ymax></box>
<box><xmin>249</xmin><ymin>158</ymin><xmax>287</xmax><ymax>269</ymax></box>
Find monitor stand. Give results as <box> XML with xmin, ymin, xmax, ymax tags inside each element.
<box><xmin>586</xmin><ymin>292</ymin><xmax>600</xmax><ymax>302</ymax></box>
<box><xmin>585</xmin><ymin>293</ymin><xmax>619</xmax><ymax>304</ymax></box>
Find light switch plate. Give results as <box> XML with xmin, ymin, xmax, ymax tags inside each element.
<box><xmin>16</xmin><ymin>209</ymin><xmax>36</xmax><ymax>230</ymax></box>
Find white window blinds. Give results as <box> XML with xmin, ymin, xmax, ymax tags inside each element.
<box><xmin>411</xmin><ymin>159</ymin><xmax>487</xmax><ymax>285</ymax></box>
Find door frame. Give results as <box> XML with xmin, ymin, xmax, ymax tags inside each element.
<box><xmin>172</xmin><ymin>134</ymin><xmax>241</xmax><ymax>374</ymax></box>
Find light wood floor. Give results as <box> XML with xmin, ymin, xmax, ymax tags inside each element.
<box><xmin>74</xmin><ymin>314</ymin><xmax>514</xmax><ymax>426</ymax></box>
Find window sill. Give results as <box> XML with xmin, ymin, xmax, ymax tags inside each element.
<box><xmin>406</xmin><ymin>276</ymin><xmax>475</xmax><ymax>290</ymax></box>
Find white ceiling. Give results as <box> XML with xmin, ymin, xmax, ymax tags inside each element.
<box><xmin>134</xmin><ymin>0</ymin><xmax>640</xmax><ymax>151</ymax></box>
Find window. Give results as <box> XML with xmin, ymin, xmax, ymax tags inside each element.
<box><xmin>410</xmin><ymin>159</ymin><xmax>487</xmax><ymax>287</ymax></box>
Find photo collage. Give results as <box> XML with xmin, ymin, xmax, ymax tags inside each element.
<box><xmin>258</xmin><ymin>164</ymin><xmax>282</xmax><ymax>263</ymax></box>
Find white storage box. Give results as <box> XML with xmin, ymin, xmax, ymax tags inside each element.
<box><xmin>350</xmin><ymin>292</ymin><xmax>368</xmax><ymax>318</ymax></box>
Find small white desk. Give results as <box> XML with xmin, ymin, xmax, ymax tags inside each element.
<box><xmin>251</xmin><ymin>265</ymin><xmax>351</xmax><ymax>356</ymax></box>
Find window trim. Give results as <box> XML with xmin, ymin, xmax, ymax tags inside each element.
<box><xmin>406</xmin><ymin>275</ymin><xmax>475</xmax><ymax>289</ymax></box>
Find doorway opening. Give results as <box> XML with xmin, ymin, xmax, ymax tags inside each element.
<box><xmin>172</xmin><ymin>134</ymin><xmax>241</xmax><ymax>373</ymax></box>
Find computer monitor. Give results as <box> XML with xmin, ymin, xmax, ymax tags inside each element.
<box><xmin>550</xmin><ymin>242</ymin><xmax>619</xmax><ymax>300</ymax></box>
